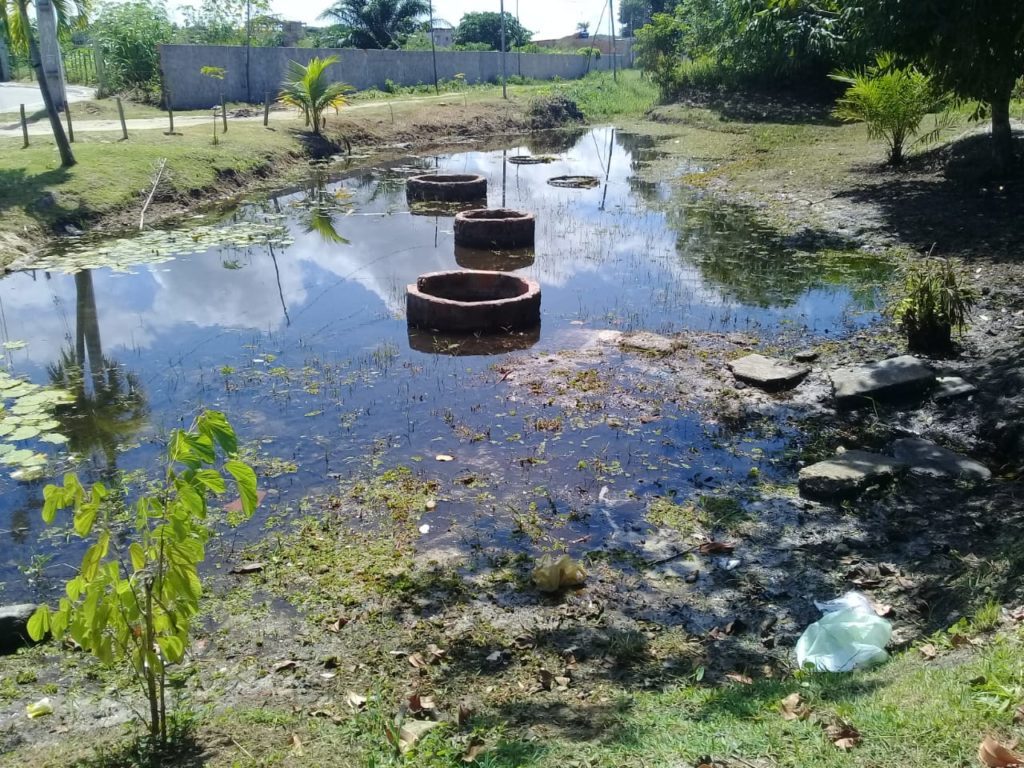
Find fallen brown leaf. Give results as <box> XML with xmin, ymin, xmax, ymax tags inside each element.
<box><xmin>272</xmin><ymin>660</ymin><xmax>298</xmax><ymax>673</ymax></box>
<box><xmin>979</xmin><ymin>736</ymin><xmax>1024</xmax><ymax>767</ymax></box>
<box><xmin>780</xmin><ymin>692</ymin><xmax>812</xmax><ymax>721</ymax></box>
<box><xmin>462</xmin><ymin>738</ymin><xmax>487</xmax><ymax>763</ymax></box>
<box><xmin>1014</xmin><ymin>706</ymin><xmax>1024</xmax><ymax>725</ymax></box>
<box><xmin>919</xmin><ymin>643</ymin><xmax>938</xmax><ymax>660</ymax></box>
<box><xmin>399</xmin><ymin>719</ymin><xmax>439</xmax><ymax>753</ymax></box>
<box><xmin>346</xmin><ymin>691</ymin><xmax>367</xmax><ymax>710</ymax></box>
<box><xmin>408</xmin><ymin>653</ymin><xmax>427</xmax><ymax>669</ymax></box>
<box><xmin>538</xmin><ymin>669</ymin><xmax>554</xmax><ymax>691</ymax></box>
<box><xmin>725</xmin><ymin>672</ymin><xmax>753</xmax><ymax>685</ymax></box>
<box><xmin>457</xmin><ymin>702</ymin><xmax>474</xmax><ymax>728</ymax></box>
<box><xmin>825</xmin><ymin>721</ymin><xmax>861</xmax><ymax>750</ymax></box>
<box><xmin>326</xmin><ymin>616</ymin><xmax>349</xmax><ymax>633</ymax></box>
<box><xmin>290</xmin><ymin>733</ymin><xmax>304</xmax><ymax>757</ymax></box>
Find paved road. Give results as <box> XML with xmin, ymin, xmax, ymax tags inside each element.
<box><xmin>0</xmin><ymin>82</ymin><xmax>95</xmax><ymax>113</ymax></box>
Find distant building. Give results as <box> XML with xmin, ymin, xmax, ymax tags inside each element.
<box><xmin>430</xmin><ymin>19</ymin><xmax>455</xmax><ymax>48</ymax></box>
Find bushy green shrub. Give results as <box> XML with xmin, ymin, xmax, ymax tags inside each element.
<box><xmin>92</xmin><ymin>0</ymin><xmax>173</xmax><ymax>97</ymax></box>
<box><xmin>831</xmin><ymin>54</ymin><xmax>951</xmax><ymax>165</ymax></box>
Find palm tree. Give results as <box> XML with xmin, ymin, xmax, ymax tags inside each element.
<box><xmin>12</xmin><ymin>0</ymin><xmax>74</xmax><ymax>165</ymax></box>
<box><xmin>318</xmin><ymin>0</ymin><xmax>429</xmax><ymax>49</ymax></box>
<box><xmin>279</xmin><ymin>55</ymin><xmax>353</xmax><ymax>135</ymax></box>
<box><xmin>1</xmin><ymin>0</ymin><xmax>90</xmax><ymax>53</ymax></box>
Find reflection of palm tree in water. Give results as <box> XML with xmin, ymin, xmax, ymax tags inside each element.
<box><xmin>47</xmin><ymin>271</ymin><xmax>148</xmax><ymax>481</ymax></box>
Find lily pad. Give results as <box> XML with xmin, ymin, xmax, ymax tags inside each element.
<box><xmin>9</xmin><ymin>425</ymin><xmax>40</xmax><ymax>441</ymax></box>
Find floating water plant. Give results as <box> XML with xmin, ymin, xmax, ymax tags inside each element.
<box><xmin>26</xmin><ymin>222</ymin><xmax>294</xmax><ymax>275</ymax></box>
<box><xmin>0</xmin><ymin>371</ymin><xmax>75</xmax><ymax>479</ymax></box>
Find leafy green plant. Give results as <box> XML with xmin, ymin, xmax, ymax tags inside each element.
<box><xmin>831</xmin><ymin>54</ymin><xmax>952</xmax><ymax>165</ymax></box>
<box><xmin>27</xmin><ymin>411</ymin><xmax>258</xmax><ymax>747</ymax></box>
<box><xmin>889</xmin><ymin>257</ymin><xmax>976</xmax><ymax>351</ymax></box>
<box><xmin>279</xmin><ymin>55</ymin><xmax>353</xmax><ymax>136</ymax></box>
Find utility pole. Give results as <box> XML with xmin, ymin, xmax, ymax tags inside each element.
<box><xmin>245</xmin><ymin>0</ymin><xmax>252</xmax><ymax>102</ymax></box>
<box><xmin>516</xmin><ymin>0</ymin><xmax>521</xmax><ymax>77</ymax></box>
<box><xmin>608</xmin><ymin>0</ymin><xmax>618</xmax><ymax>81</ymax></box>
<box><xmin>500</xmin><ymin>0</ymin><xmax>507</xmax><ymax>99</ymax></box>
<box><xmin>429</xmin><ymin>0</ymin><xmax>439</xmax><ymax>94</ymax></box>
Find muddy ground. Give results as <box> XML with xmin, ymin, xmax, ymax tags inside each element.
<box><xmin>2</xmin><ymin>95</ymin><xmax>1024</xmax><ymax>766</ymax></box>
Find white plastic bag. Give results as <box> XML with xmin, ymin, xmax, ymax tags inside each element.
<box><xmin>795</xmin><ymin>590</ymin><xmax>891</xmax><ymax>672</ymax></box>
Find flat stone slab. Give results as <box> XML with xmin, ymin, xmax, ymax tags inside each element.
<box><xmin>728</xmin><ymin>354</ymin><xmax>810</xmax><ymax>391</ymax></box>
<box><xmin>934</xmin><ymin>376</ymin><xmax>978</xmax><ymax>401</ymax></box>
<box><xmin>619</xmin><ymin>332</ymin><xmax>682</xmax><ymax>356</ymax></box>
<box><xmin>0</xmin><ymin>604</ymin><xmax>38</xmax><ymax>654</ymax></box>
<box><xmin>830</xmin><ymin>355</ymin><xmax>935</xmax><ymax>406</ymax></box>
<box><xmin>892</xmin><ymin>437</ymin><xmax>991</xmax><ymax>481</ymax></box>
<box><xmin>798</xmin><ymin>450</ymin><xmax>907</xmax><ymax>500</ymax></box>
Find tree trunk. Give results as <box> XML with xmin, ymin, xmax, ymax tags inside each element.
<box><xmin>991</xmin><ymin>88</ymin><xmax>1014</xmax><ymax>173</ymax></box>
<box><xmin>17</xmin><ymin>0</ymin><xmax>75</xmax><ymax>167</ymax></box>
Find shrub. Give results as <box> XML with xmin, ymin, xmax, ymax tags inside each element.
<box><xmin>91</xmin><ymin>0</ymin><xmax>173</xmax><ymax>97</ymax></box>
<box><xmin>831</xmin><ymin>54</ymin><xmax>951</xmax><ymax>165</ymax></box>
<box><xmin>889</xmin><ymin>257</ymin><xmax>976</xmax><ymax>351</ymax></box>
<box><xmin>28</xmin><ymin>411</ymin><xmax>258</xmax><ymax>747</ymax></box>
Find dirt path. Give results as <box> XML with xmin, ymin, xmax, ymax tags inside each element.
<box><xmin>0</xmin><ymin>93</ymin><xmax>464</xmax><ymax>138</ymax></box>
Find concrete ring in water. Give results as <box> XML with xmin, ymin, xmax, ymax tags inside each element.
<box><xmin>406</xmin><ymin>270</ymin><xmax>541</xmax><ymax>333</ymax></box>
<box><xmin>507</xmin><ymin>155</ymin><xmax>556</xmax><ymax>165</ymax></box>
<box><xmin>406</xmin><ymin>173</ymin><xmax>487</xmax><ymax>203</ymax></box>
<box><xmin>454</xmin><ymin>245</ymin><xmax>535</xmax><ymax>271</ymax></box>
<box><xmin>453</xmin><ymin>208</ymin><xmax>536</xmax><ymax>249</ymax></box>
<box><xmin>408</xmin><ymin>326</ymin><xmax>540</xmax><ymax>356</ymax></box>
<box><xmin>547</xmin><ymin>175</ymin><xmax>601</xmax><ymax>189</ymax></box>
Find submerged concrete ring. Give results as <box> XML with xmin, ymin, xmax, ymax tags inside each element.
<box><xmin>453</xmin><ymin>209</ymin><xmax>536</xmax><ymax>249</ymax></box>
<box><xmin>406</xmin><ymin>270</ymin><xmax>541</xmax><ymax>333</ymax></box>
<box><xmin>547</xmin><ymin>175</ymin><xmax>601</xmax><ymax>189</ymax></box>
<box><xmin>406</xmin><ymin>173</ymin><xmax>487</xmax><ymax>203</ymax></box>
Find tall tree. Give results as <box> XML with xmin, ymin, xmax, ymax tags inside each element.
<box><xmin>868</xmin><ymin>0</ymin><xmax>1024</xmax><ymax>170</ymax></box>
<box><xmin>318</xmin><ymin>0</ymin><xmax>428</xmax><ymax>49</ymax></box>
<box><xmin>454</xmin><ymin>11</ymin><xmax>531</xmax><ymax>51</ymax></box>
<box><xmin>15</xmin><ymin>0</ymin><xmax>74</xmax><ymax>166</ymax></box>
<box><xmin>1</xmin><ymin>0</ymin><xmax>89</xmax><ymax>53</ymax></box>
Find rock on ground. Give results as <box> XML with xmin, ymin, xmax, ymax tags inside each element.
<box><xmin>728</xmin><ymin>353</ymin><xmax>810</xmax><ymax>391</ymax></box>
<box><xmin>933</xmin><ymin>376</ymin><xmax>978</xmax><ymax>401</ymax></box>
<box><xmin>619</xmin><ymin>331</ymin><xmax>683</xmax><ymax>356</ymax></box>
<box><xmin>798</xmin><ymin>450</ymin><xmax>907</xmax><ymax>500</ymax></box>
<box><xmin>830</xmin><ymin>355</ymin><xmax>935</xmax><ymax>407</ymax></box>
<box><xmin>892</xmin><ymin>437</ymin><xmax>991</xmax><ymax>481</ymax></box>
<box><xmin>0</xmin><ymin>604</ymin><xmax>38</xmax><ymax>654</ymax></box>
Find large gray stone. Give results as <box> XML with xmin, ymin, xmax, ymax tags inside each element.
<box><xmin>0</xmin><ymin>604</ymin><xmax>38</xmax><ymax>654</ymax></box>
<box><xmin>798</xmin><ymin>450</ymin><xmax>907</xmax><ymax>500</ymax></box>
<box><xmin>619</xmin><ymin>332</ymin><xmax>683</xmax><ymax>357</ymax></box>
<box><xmin>830</xmin><ymin>355</ymin><xmax>935</xmax><ymax>406</ymax></box>
<box><xmin>728</xmin><ymin>354</ymin><xmax>810</xmax><ymax>391</ymax></box>
<box><xmin>933</xmin><ymin>376</ymin><xmax>978</xmax><ymax>401</ymax></box>
<box><xmin>892</xmin><ymin>438</ymin><xmax>991</xmax><ymax>481</ymax></box>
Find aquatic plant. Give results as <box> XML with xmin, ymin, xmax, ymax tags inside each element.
<box><xmin>889</xmin><ymin>256</ymin><xmax>976</xmax><ymax>351</ymax></box>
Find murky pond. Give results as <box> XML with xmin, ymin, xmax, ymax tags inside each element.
<box><xmin>0</xmin><ymin>127</ymin><xmax>893</xmax><ymax>599</ymax></box>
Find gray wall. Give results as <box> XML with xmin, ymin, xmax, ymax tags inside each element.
<box><xmin>159</xmin><ymin>45</ymin><xmax>616</xmax><ymax>109</ymax></box>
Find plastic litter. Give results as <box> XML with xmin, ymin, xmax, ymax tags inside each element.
<box><xmin>795</xmin><ymin>590</ymin><xmax>891</xmax><ymax>672</ymax></box>
<box><xmin>26</xmin><ymin>697</ymin><xmax>53</xmax><ymax>719</ymax></box>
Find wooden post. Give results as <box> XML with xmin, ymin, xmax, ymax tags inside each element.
<box><xmin>65</xmin><ymin>101</ymin><xmax>74</xmax><ymax>142</ymax></box>
<box><xmin>20</xmin><ymin>104</ymin><xmax>28</xmax><ymax>148</ymax></box>
<box><xmin>263</xmin><ymin>92</ymin><xmax>270</xmax><ymax>127</ymax></box>
<box><xmin>167</xmin><ymin>106</ymin><xmax>174</xmax><ymax>134</ymax></box>
<box><xmin>221</xmin><ymin>95</ymin><xmax>227</xmax><ymax>133</ymax></box>
<box><xmin>116</xmin><ymin>97</ymin><xmax>128</xmax><ymax>140</ymax></box>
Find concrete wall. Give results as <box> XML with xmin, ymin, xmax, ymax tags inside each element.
<box><xmin>159</xmin><ymin>44</ymin><xmax>615</xmax><ymax>109</ymax></box>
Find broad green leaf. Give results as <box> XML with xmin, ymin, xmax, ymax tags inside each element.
<box><xmin>224</xmin><ymin>460</ymin><xmax>259</xmax><ymax>518</ymax></box>
<box><xmin>73</xmin><ymin>503</ymin><xmax>98</xmax><ymax>537</ymax></box>
<box><xmin>194</xmin><ymin>468</ymin><xmax>226</xmax><ymax>494</ymax></box>
<box><xmin>129</xmin><ymin>543</ymin><xmax>146</xmax><ymax>572</ymax></box>
<box><xmin>27</xmin><ymin>605</ymin><xmax>50</xmax><ymax>641</ymax></box>
<box><xmin>157</xmin><ymin>635</ymin><xmax>185</xmax><ymax>663</ymax></box>
<box><xmin>197</xmin><ymin>411</ymin><xmax>237</xmax><ymax>456</ymax></box>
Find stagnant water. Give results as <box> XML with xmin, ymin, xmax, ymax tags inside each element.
<box><xmin>0</xmin><ymin>127</ymin><xmax>893</xmax><ymax>599</ymax></box>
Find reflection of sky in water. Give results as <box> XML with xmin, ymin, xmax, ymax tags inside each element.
<box><xmin>0</xmin><ymin>128</ymin><xmax>886</xmax><ymax>591</ymax></box>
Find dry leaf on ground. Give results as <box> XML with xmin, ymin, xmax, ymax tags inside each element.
<box><xmin>825</xmin><ymin>721</ymin><xmax>861</xmax><ymax>750</ymax></box>
<box><xmin>979</xmin><ymin>736</ymin><xmax>1024</xmax><ymax>767</ymax></box>
<box><xmin>780</xmin><ymin>692</ymin><xmax>812</xmax><ymax>721</ymax></box>
<box><xmin>725</xmin><ymin>672</ymin><xmax>753</xmax><ymax>685</ymax></box>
